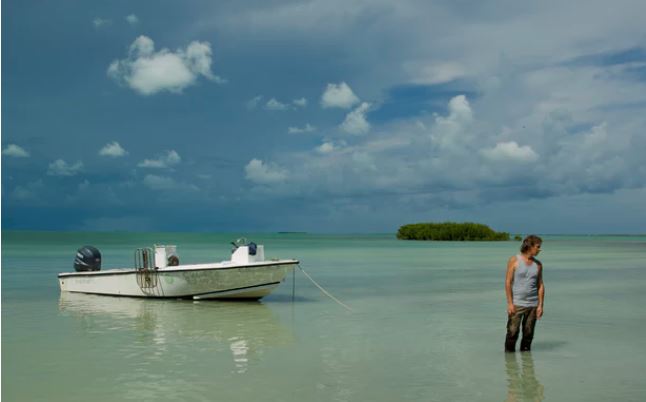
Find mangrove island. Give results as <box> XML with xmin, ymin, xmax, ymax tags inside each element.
<box><xmin>397</xmin><ymin>222</ymin><xmax>510</xmax><ymax>241</ymax></box>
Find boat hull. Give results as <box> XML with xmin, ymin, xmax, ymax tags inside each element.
<box><xmin>58</xmin><ymin>261</ymin><xmax>297</xmax><ymax>300</ymax></box>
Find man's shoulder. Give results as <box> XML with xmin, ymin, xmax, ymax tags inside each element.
<box><xmin>533</xmin><ymin>258</ymin><xmax>543</xmax><ymax>268</ymax></box>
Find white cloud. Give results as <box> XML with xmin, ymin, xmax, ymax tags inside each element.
<box><xmin>316</xmin><ymin>142</ymin><xmax>337</xmax><ymax>154</ymax></box>
<box><xmin>288</xmin><ymin>123</ymin><xmax>316</xmax><ymax>134</ymax></box>
<box><xmin>11</xmin><ymin>186</ymin><xmax>34</xmax><ymax>200</ymax></box>
<box><xmin>321</xmin><ymin>82</ymin><xmax>359</xmax><ymax>109</ymax></box>
<box><xmin>228</xmin><ymin>92</ymin><xmax>643</xmax><ymax>207</ymax></box>
<box><xmin>9</xmin><ymin>180</ymin><xmax>44</xmax><ymax>201</ymax></box>
<box><xmin>143</xmin><ymin>174</ymin><xmax>177</xmax><ymax>190</ymax></box>
<box><xmin>181</xmin><ymin>2</ymin><xmax>646</xmax><ymax>227</ymax></box>
<box><xmin>480</xmin><ymin>141</ymin><xmax>539</xmax><ymax>163</ymax></box>
<box><xmin>108</xmin><ymin>35</ymin><xmax>224</xmax><ymax>95</ymax></box>
<box><xmin>93</xmin><ymin>18</ymin><xmax>112</xmax><ymax>28</ymax></box>
<box><xmin>265</xmin><ymin>98</ymin><xmax>289</xmax><ymax>111</ymax></box>
<box><xmin>2</xmin><ymin>144</ymin><xmax>30</xmax><ymax>158</ymax></box>
<box><xmin>125</xmin><ymin>14</ymin><xmax>139</xmax><ymax>25</ymax></box>
<box><xmin>47</xmin><ymin>159</ymin><xmax>84</xmax><ymax>176</ymax></box>
<box><xmin>246</xmin><ymin>95</ymin><xmax>263</xmax><ymax>109</ymax></box>
<box><xmin>78</xmin><ymin>180</ymin><xmax>91</xmax><ymax>191</ymax></box>
<box><xmin>293</xmin><ymin>97</ymin><xmax>308</xmax><ymax>107</ymax></box>
<box><xmin>404</xmin><ymin>61</ymin><xmax>466</xmax><ymax>84</ymax></box>
<box><xmin>138</xmin><ymin>150</ymin><xmax>181</xmax><ymax>168</ymax></box>
<box><xmin>245</xmin><ymin>159</ymin><xmax>288</xmax><ymax>184</ymax></box>
<box><xmin>430</xmin><ymin>95</ymin><xmax>473</xmax><ymax>151</ymax></box>
<box><xmin>99</xmin><ymin>141</ymin><xmax>127</xmax><ymax>157</ymax></box>
<box><xmin>341</xmin><ymin>102</ymin><xmax>371</xmax><ymax>134</ymax></box>
<box><xmin>185</xmin><ymin>41</ymin><xmax>220</xmax><ymax>81</ymax></box>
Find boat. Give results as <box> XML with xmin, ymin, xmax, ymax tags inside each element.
<box><xmin>58</xmin><ymin>239</ymin><xmax>298</xmax><ymax>300</ymax></box>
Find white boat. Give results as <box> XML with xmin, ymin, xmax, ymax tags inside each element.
<box><xmin>58</xmin><ymin>240</ymin><xmax>298</xmax><ymax>300</ymax></box>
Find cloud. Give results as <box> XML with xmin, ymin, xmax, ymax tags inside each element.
<box><xmin>264</xmin><ymin>97</ymin><xmax>308</xmax><ymax>110</ymax></box>
<box><xmin>93</xmin><ymin>18</ymin><xmax>112</xmax><ymax>28</ymax></box>
<box><xmin>245</xmin><ymin>159</ymin><xmax>288</xmax><ymax>184</ymax></box>
<box><xmin>404</xmin><ymin>61</ymin><xmax>467</xmax><ymax>84</ymax></box>
<box><xmin>13</xmin><ymin>4</ymin><xmax>646</xmax><ymax>229</ymax></box>
<box><xmin>321</xmin><ymin>82</ymin><xmax>359</xmax><ymax>109</ymax></box>
<box><xmin>430</xmin><ymin>95</ymin><xmax>473</xmax><ymax>151</ymax></box>
<box><xmin>11</xmin><ymin>186</ymin><xmax>34</xmax><ymax>200</ymax></box>
<box><xmin>99</xmin><ymin>141</ymin><xmax>127</xmax><ymax>157</ymax></box>
<box><xmin>2</xmin><ymin>144</ymin><xmax>30</xmax><ymax>158</ymax></box>
<box><xmin>217</xmin><ymin>86</ymin><xmax>644</xmax><ymax>212</ymax></box>
<box><xmin>316</xmin><ymin>142</ymin><xmax>339</xmax><ymax>154</ymax></box>
<box><xmin>9</xmin><ymin>180</ymin><xmax>44</xmax><ymax>201</ymax></box>
<box><xmin>78</xmin><ymin>179</ymin><xmax>91</xmax><ymax>191</ymax></box>
<box><xmin>288</xmin><ymin>123</ymin><xmax>316</xmax><ymax>134</ymax></box>
<box><xmin>480</xmin><ymin>141</ymin><xmax>539</xmax><ymax>163</ymax></box>
<box><xmin>293</xmin><ymin>97</ymin><xmax>308</xmax><ymax>107</ymax></box>
<box><xmin>138</xmin><ymin>150</ymin><xmax>181</xmax><ymax>168</ymax></box>
<box><xmin>265</xmin><ymin>98</ymin><xmax>289</xmax><ymax>111</ymax></box>
<box><xmin>341</xmin><ymin>102</ymin><xmax>371</xmax><ymax>134</ymax></box>
<box><xmin>538</xmin><ymin>121</ymin><xmax>635</xmax><ymax>194</ymax></box>
<box><xmin>143</xmin><ymin>174</ymin><xmax>177</xmax><ymax>190</ymax></box>
<box><xmin>246</xmin><ymin>95</ymin><xmax>263</xmax><ymax>109</ymax></box>
<box><xmin>107</xmin><ymin>36</ymin><xmax>224</xmax><ymax>95</ymax></box>
<box><xmin>47</xmin><ymin>159</ymin><xmax>83</xmax><ymax>176</ymax></box>
<box><xmin>125</xmin><ymin>14</ymin><xmax>139</xmax><ymax>25</ymax></box>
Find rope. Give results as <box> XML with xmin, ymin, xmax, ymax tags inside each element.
<box><xmin>297</xmin><ymin>265</ymin><xmax>353</xmax><ymax>312</ymax></box>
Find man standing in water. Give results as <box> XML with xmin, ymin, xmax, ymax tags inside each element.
<box><xmin>505</xmin><ymin>235</ymin><xmax>545</xmax><ymax>352</ymax></box>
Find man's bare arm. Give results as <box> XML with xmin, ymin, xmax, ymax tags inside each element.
<box><xmin>505</xmin><ymin>256</ymin><xmax>517</xmax><ymax>315</ymax></box>
<box><xmin>537</xmin><ymin>262</ymin><xmax>545</xmax><ymax>319</ymax></box>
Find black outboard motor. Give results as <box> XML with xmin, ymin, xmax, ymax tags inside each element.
<box><xmin>74</xmin><ymin>246</ymin><xmax>102</xmax><ymax>272</ymax></box>
<box><xmin>248</xmin><ymin>242</ymin><xmax>257</xmax><ymax>256</ymax></box>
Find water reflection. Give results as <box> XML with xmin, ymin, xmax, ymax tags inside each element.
<box><xmin>59</xmin><ymin>292</ymin><xmax>294</xmax><ymax>374</ymax></box>
<box><xmin>505</xmin><ymin>353</ymin><xmax>544</xmax><ymax>402</ymax></box>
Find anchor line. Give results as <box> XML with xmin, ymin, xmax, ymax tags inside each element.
<box><xmin>292</xmin><ymin>265</ymin><xmax>296</xmax><ymax>302</ymax></box>
<box><xmin>297</xmin><ymin>264</ymin><xmax>353</xmax><ymax>312</ymax></box>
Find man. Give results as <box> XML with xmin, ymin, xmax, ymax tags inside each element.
<box><xmin>505</xmin><ymin>235</ymin><xmax>545</xmax><ymax>352</ymax></box>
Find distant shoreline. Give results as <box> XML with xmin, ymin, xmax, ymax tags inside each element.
<box><xmin>1</xmin><ymin>229</ymin><xmax>645</xmax><ymax>237</ymax></box>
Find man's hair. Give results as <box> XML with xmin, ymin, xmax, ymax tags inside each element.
<box><xmin>520</xmin><ymin>235</ymin><xmax>542</xmax><ymax>253</ymax></box>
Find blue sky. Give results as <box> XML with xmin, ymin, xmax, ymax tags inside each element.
<box><xmin>2</xmin><ymin>0</ymin><xmax>646</xmax><ymax>233</ymax></box>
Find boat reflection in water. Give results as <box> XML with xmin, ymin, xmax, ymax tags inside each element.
<box><xmin>59</xmin><ymin>292</ymin><xmax>294</xmax><ymax>375</ymax></box>
<box><xmin>504</xmin><ymin>352</ymin><xmax>544</xmax><ymax>402</ymax></box>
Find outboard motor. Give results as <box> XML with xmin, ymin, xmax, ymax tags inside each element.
<box><xmin>248</xmin><ymin>242</ymin><xmax>257</xmax><ymax>256</ymax></box>
<box><xmin>74</xmin><ymin>246</ymin><xmax>102</xmax><ymax>272</ymax></box>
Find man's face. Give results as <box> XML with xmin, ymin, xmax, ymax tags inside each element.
<box><xmin>533</xmin><ymin>244</ymin><xmax>542</xmax><ymax>255</ymax></box>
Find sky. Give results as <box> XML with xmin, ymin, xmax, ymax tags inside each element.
<box><xmin>2</xmin><ymin>0</ymin><xmax>646</xmax><ymax>234</ymax></box>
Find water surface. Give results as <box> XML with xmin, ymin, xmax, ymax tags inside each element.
<box><xmin>3</xmin><ymin>232</ymin><xmax>646</xmax><ymax>401</ymax></box>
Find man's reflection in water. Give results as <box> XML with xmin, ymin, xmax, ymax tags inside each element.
<box><xmin>505</xmin><ymin>352</ymin><xmax>544</xmax><ymax>402</ymax></box>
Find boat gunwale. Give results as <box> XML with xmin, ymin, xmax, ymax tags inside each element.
<box><xmin>58</xmin><ymin>259</ymin><xmax>299</xmax><ymax>279</ymax></box>
<box><xmin>61</xmin><ymin>281</ymin><xmax>283</xmax><ymax>299</ymax></box>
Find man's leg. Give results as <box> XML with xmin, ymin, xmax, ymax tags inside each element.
<box><xmin>519</xmin><ymin>307</ymin><xmax>538</xmax><ymax>351</ymax></box>
<box><xmin>505</xmin><ymin>308</ymin><xmax>524</xmax><ymax>352</ymax></box>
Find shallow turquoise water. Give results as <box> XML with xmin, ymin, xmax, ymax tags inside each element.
<box><xmin>2</xmin><ymin>232</ymin><xmax>646</xmax><ymax>401</ymax></box>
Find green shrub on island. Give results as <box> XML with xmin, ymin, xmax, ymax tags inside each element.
<box><xmin>397</xmin><ymin>222</ymin><xmax>510</xmax><ymax>241</ymax></box>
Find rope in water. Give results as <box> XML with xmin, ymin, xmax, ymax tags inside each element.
<box><xmin>297</xmin><ymin>265</ymin><xmax>353</xmax><ymax>312</ymax></box>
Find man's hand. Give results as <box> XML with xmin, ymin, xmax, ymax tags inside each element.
<box><xmin>537</xmin><ymin>306</ymin><xmax>544</xmax><ymax>319</ymax></box>
<box><xmin>507</xmin><ymin>304</ymin><xmax>516</xmax><ymax>316</ymax></box>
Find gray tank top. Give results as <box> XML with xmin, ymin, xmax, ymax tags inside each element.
<box><xmin>512</xmin><ymin>254</ymin><xmax>539</xmax><ymax>307</ymax></box>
